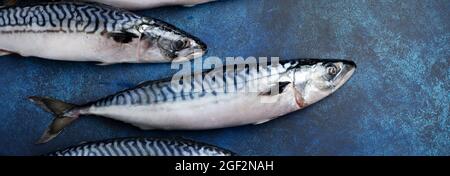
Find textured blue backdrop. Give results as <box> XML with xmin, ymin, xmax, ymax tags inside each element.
<box><xmin>0</xmin><ymin>0</ymin><xmax>448</xmax><ymax>156</ymax></box>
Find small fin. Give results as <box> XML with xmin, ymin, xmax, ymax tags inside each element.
<box><xmin>137</xmin><ymin>80</ymin><xmax>150</xmax><ymax>86</ymax></box>
<box><xmin>132</xmin><ymin>123</ymin><xmax>156</xmax><ymax>130</ymax></box>
<box><xmin>96</xmin><ymin>62</ymin><xmax>114</xmax><ymax>66</ymax></box>
<box><xmin>294</xmin><ymin>87</ymin><xmax>307</xmax><ymax>108</ymax></box>
<box><xmin>0</xmin><ymin>49</ymin><xmax>13</xmax><ymax>56</ymax></box>
<box><xmin>0</xmin><ymin>0</ymin><xmax>17</xmax><ymax>7</ymax></box>
<box><xmin>259</xmin><ymin>81</ymin><xmax>291</xmax><ymax>96</ymax></box>
<box><xmin>107</xmin><ymin>31</ymin><xmax>139</xmax><ymax>44</ymax></box>
<box><xmin>28</xmin><ymin>96</ymin><xmax>80</xmax><ymax>144</ymax></box>
<box><xmin>254</xmin><ymin>119</ymin><xmax>272</xmax><ymax>125</ymax></box>
<box><xmin>183</xmin><ymin>0</ymin><xmax>216</xmax><ymax>7</ymax></box>
<box><xmin>1</xmin><ymin>0</ymin><xmax>65</xmax><ymax>7</ymax></box>
<box><xmin>136</xmin><ymin>77</ymin><xmax>173</xmax><ymax>87</ymax></box>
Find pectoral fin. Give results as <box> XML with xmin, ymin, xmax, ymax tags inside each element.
<box><xmin>0</xmin><ymin>49</ymin><xmax>13</xmax><ymax>56</ymax></box>
<box><xmin>96</xmin><ymin>62</ymin><xmax>115</xmax><ymax>66</ymax></box>
<box><xmin>107</xmin><ymin>31</ymin><xmax>139</xmax><ymax>44</ymax></box>
<box><xmin>259</xmin><ymin>81</ymin><xmax>291</xmax><ymax>96</ymax></box>
<box><xmin>294</xmin><ymin>87</ymin><xmax>307</xmax><ymax>108</ymax></box>
<box><xmin>253</xmin><ymin>119</ymin><xmax>273</xmax><ymax>125</ymax></box>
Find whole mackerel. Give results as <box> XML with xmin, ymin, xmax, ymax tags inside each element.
<box><xmin>30</xmin><ymin>58</ymin><xmax>356</xmax><ymax>143</ymax></box>
<box><xmin>46</xmin><ymin>137</ymin><xmax>235</xmax><ymax>156</ymax></box>
<box><xmin>0</xmin><ymin>1</ymin><xmax>206</xmax><ymax>64</ymax></box>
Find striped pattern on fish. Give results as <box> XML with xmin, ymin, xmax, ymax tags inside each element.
<box><xmin>91</xmin><ymin>61</ymin><xmax>292</xmax><ymax>107</ymax></box>
<box><xmin>47</xmin><ymin>137</ymin><xmax>235</xmax><ymax>156</ymax></box>
<box><xmin>0</xmin><ymin>2</ymin><xmax>207</xmax><ymax>63</ymax></box>
<box><xmin>0</xmin><ymin>2</ymin><xmax>140</xmax><ymax>34</ymax></box>
<box><xmin>29</xmin><ymin>58</ymin><xmax>357</xmax><ymax>143</ymax></box>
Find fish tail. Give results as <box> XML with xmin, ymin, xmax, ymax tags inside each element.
<box><xmin>28</xmin><ymin>96</ymin><xmax>80</xmax><ymax>144</ymax></box>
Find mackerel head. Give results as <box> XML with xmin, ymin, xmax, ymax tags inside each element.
<box><xmin>0</xmin><ymin>2</ymin><xmax>206</xmax><ymax>64</ymax></box>
<box><xmin>286</xmin><ymin>59</ymin><xmax>357</xmax><ymax>107</ymax></box>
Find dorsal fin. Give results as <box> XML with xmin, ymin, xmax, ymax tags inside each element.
<box><xmin>1</xmin><ymin>0</ymin><xmax>66</xmax><ymax>8</ymax></box>
<box><xmin>0</xmin><ymin>0</ymin><xmax>16</xmax><ymax>7</ymax></box>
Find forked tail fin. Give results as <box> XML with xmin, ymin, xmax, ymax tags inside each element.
<box><xmin>28</xmin><ymin>96</ymin><xmax>80</xmax><ymax>144</ymax></box>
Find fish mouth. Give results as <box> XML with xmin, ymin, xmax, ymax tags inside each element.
<box><xmin>172</xmin><ymin>49</ymin><xmax>206</xmax><ymax>62</ymax></box>
<box><xmin>332</xmin><ymin>61</ymin><xmax>356</xmax><ymax>91</ymax></box>
<box><xmin>193</xmin><ymin>38</ymin><xmax>207</xmax><ymax>53</ymax></box>
<box><xmin>149</xmin><ymin>18</ymin><xmax>207</xmax><ymax>63</ymax></box>
<box><xmin>172</xmin><ymin>39</ymin><xmax>207</xmax><ymax>62</ymax></box>
<box><xmin>151</xmin><ymin>18</ymin><xmax>208</xmax><ymax>52</ymax></box>
<box><xmin>342</xmin><ymin>60</ymin><xmax>357</xmax><ymax>69</ymax></box>
<box><xmin>184</xmin><ymin>34</ymin><xmax>207</xmax><ymax>59</ymax></box>
<box><xmin>188</xmin><ymin>37</ymin><xmax>208</xmax><ymax>58</ymax></box>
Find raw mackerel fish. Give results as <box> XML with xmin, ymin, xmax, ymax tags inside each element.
<box><xmin>30</xmin><ymin>58</ymin><xmax>356</xmax><ymax>143</ymax></box>
<box><xmin>46</xmin><ymin>137</ymin><xmax>235</xmax><ymax>156</ymax></box>
<box><xmin>0</xmin><ymin>1</ymin><xmax>206</xmax><ymax>64</ymax></box>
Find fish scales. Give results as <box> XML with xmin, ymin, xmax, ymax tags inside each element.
<box><xmin>92</xmin><ymin>61</ymin><xmax>291</xmax><ymax>108</ymax></box>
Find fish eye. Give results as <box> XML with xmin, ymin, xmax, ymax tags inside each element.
<box><xmin>326</xmin><ymin>65</ymin><xmax>338</xmax><ymax>75</ymax></box>
<box><xmin>171</xmin><ymin>39</ymin><xmax>189</xmax><ymax>51</ymax></box>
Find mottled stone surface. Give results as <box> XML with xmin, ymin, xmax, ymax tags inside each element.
<box><xmin>0</xmin><ymin>0</ymin><xmax>448</xmax><ymax>155</ymax></box>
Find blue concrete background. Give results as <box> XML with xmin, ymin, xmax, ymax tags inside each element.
<box><xmin>0</xmin><ymin>0</ymin><xmax>448</xmax><ymax>156</ymax></box>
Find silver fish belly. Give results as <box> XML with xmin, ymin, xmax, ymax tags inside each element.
<box><xmin>85</xmin><ymin>0</ymin><xmax>216</xmax><ymax>10</ymax></box>
<box><xmin>30</xmin><ymin>58</ymin><xmax>356</xmax><ymax>143</ymax></box>
<box><xmin>46</xmin><ymin>137</ymin><xmax>235</xmax><ymax>156</ymax></box>
<box><xmin>0</xmin><ymin>2</ymin><xmax>206</xmax><ymax>63</ymax></box>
